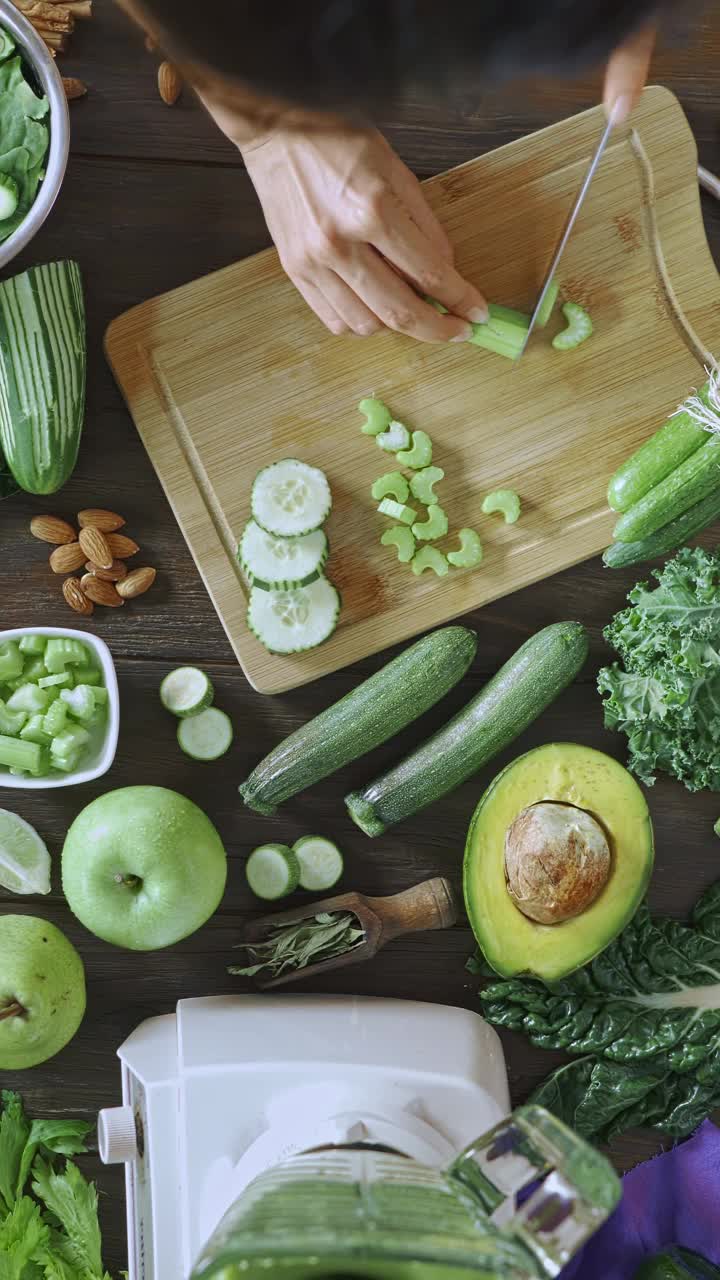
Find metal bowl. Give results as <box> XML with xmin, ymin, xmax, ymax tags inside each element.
<box><xmin>0</xmin><ymin>0</ymin><xmax>69</xmax><ymax>271</ymax></box>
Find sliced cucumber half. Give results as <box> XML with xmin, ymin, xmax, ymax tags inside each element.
<box><xmin>246</xmin><ymin>842</ymin><xmax>300</xmax><ymax>899</ymax></box>
<box><xmin>248</xmin><ymin>576</ymin><xmax>340</xmax><ymax>654</ymax></box>
<box><xmin>293</xmin><ymin>835</ymin><xmax>344</xmax><ymax>892</ymax></box>
<box><xmin>177</xmin><ymin>707</ymin><xmax>233</xmax><ymax>760</ymax></box>
<box><xmin>251</xmin><ymin>459</ymin><xmax>332</xmax><ymax>537</ymax></box>
<box><xmin>161</xmin><ymin>667</ymin><xmax>214</xmax><ymax>718</ymax></box>
<box><xmin>239</xmin><ymin>519</ymin><xmax>328</xmax><ymax>590</ymax></box>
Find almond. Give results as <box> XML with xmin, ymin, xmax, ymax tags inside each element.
<box><xmin>116</xmin><ymin>566</ymin><xmax>156</xmax><ymax>599</ymax></box>
<box><xmin>78</xmin><ymin>508</ymin><xmax>126</xmax><ymax>532</ymax></box>
<box><xmin>158</xmin><ymin>60</ymin><xmax>182</xmax><ymax>105</ymax></box>
<box><xmin>107</xmin><ymin>533</ymin><xmax>139</xmax><ymax>559</ymax></box>
<box><xmin>63</xmin><ymin>576</ymin><xmax>93</xmax><ymax>616</ymax></box>
<box><xmin>81</xmin><ymin>575</ymin><xmax>125</xmax><ymax>607</ymax></box>
<box><xmin>85</xmin><ymin>558</ymin><xmax>128</xmax><ymax>582</ymax></box>
<box><xmin>49</xmin><ymin>542</ymin><xmax>86</xmax><ymax>574</ymax></box>
<box><xmin>30</xmin><ymin>515</ymin><xmax>77</xmax><ymax>545</ymax></box>
<box><xmin>79</xmin><ymin>526</ymin><xmax>113</xmax><ymax>569</ymax></box>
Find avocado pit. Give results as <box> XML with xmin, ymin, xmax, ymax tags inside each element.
<box><xmin>504</xmin><ymin>801</ymin><xmax>610</xmax><ymax>925</ymax></box>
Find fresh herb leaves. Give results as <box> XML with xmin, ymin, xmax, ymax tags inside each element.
<box><xmin>0</xmin><ymin>1092</ymin><xmax>112</xmax><ymax>1279</ymax></box>
<box><xmin>599</xmin><ymin>547</ymin><xmax>720</xmax><ymax>791</ymax></box>
<box><xmin>473</xmin><ymin>880</ymin><xmax>720</xmax><ymax>1142</ymax></box>
<box><xmin>230</xmin><ymin>911</ymin><xmax>365</xmax><ymax>980</ymax></box>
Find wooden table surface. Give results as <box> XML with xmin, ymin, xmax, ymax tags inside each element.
<box><xmin>2</xmin><ymin>3</ymin><xmax>720</xmax><ymax>1271</ymax></box>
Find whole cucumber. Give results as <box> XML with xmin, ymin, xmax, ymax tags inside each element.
<box><xmin>604</xmin><ymin>487</ymin><xmax>720</xmax><ymax>568</ymax></box>
<box><xmin>239</xmin><ymin>625</ymin><xmax>478</xmax><ymax>814</ymax></box>
<box><xmin>607</xmin><ymin>382</ymin><xmax>710</xmax><ymax>514</ymax></box>
<box><xmin>345</xmin><ymin>622</ymin><xmax>589</xmax><ymax>837</ymax></box>
<box><xmin>613</xmin><ymin>435</ymin><xmax>720</xmax><ymax>544</ymax></box>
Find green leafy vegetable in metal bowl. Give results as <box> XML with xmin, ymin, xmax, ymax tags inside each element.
<box><xmin>0</xmin><ymin>30</ymin><xmax>50</xmax><ymax>244</ymax></box>
<box><xmin>598</xmin><ymin>546</ymin><xmax>720</xmax><ymax>792</ymax></box>
<box><xmin>471</xmin><ymin>877</ymin><xmax>720</xmax><ymax>1143</ymax></box>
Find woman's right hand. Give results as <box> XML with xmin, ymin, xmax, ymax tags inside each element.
<box><xmin>240</xmin><ymin>126</ymin><xmax>488</xmax><ymax>341</ymax></box>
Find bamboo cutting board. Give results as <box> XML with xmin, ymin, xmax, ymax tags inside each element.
<box><xmin>106</xmin><ymin>88</ymin><xmax>720</xmax><ymax>694</ymax></box>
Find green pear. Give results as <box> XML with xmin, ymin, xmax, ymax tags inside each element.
<box><xmin>0</xmin><ymin>915</ymin><xmax>86</xmax><ymax>1070</ymax></box>
<box><xmin>61</xmin><ymin>786</ymin><xmax>227</xmax><ymax>950</ymax></box>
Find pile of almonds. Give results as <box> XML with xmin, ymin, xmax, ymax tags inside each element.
<box><xmin>10</xmin><ymin>0</ymin><xmax>90</xmax><ymax>100</ymax></box>
<box><xmin>30</xmin><ymin>509</ymin><xmax>157</xmax><ymax>616</ymax></box>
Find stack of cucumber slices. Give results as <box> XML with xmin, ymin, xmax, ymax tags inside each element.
<box><xmin>240</xmin><ymin>459</ymin><xmax>340</xmax><ymax>654</ymax></box>
<box><xmin>160</xmin><ymin>666</ymin><xmax>234</xmax><ymax>761</ymax></box>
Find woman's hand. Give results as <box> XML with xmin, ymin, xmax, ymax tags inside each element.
<box><xmin>603</xmin><ymin>22</ymin><xmax>656</xmax><ymax>122</ymax></box>
<box><xmin>240</xmin><ymin>127</ymin><xmax>488</xmax><ymax>340</ymax></box>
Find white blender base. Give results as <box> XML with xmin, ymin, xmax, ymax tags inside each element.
<box><xmin>98</xmin><ymin>994</ymin><xmax>510</xmax><ymax>1280</ymax></box>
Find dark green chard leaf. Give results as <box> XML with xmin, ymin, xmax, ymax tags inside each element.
<box><xmin>599</xmin><ymin>547</ymin><xmax>720</xmax><ymax>792</ymax></box>
<box><xmin>475</xmin><ymin>878</ymin><xmax>720</xmax><ymax>1141</ymax></box>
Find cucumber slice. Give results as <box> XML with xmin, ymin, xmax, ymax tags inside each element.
<box><xmin>381</xmin><ymin>526</ymin><xmax>416</xmax><ymax>563</ymax></box>
<box><xmin>378</xmin><ymin>499</ymin><xmax>417</xmax><ymax>526</ymax></box>
<box><xmin>293</xmin><ymin>835</ymin><xmax>344</xmax><ymax>891</ymax></box>
<box><xmin>248</xmin><ymin>576</ymin><xmax>340</xmax><ymax>655</ymax></box>
<box><xmin>246</xmin><ymin>842</ymin><xmax>300</xmax><ymax>900</ymax></box>
<box><xmin>377</xmin><ymin>420</ymin><xmax>411</xmax><ymax>452</ymax></box>
<box><xmin>397</xmin><ymin>430</ymin><xmax>433</xmax><ymax>469</ymax></box>
<box><xmin>251</xmin><ymin>459</ymin><xmax>331</xmax><ymax>537</ymax></box>
<box><xmin>177</xmin><ymin>707</ymin><xmax>233</xmax><ymax>761</ymax></box>
<box><xmin>160</xmin><ymin>667</ymin><xmax>214</xmax><ymax>718</ymax></box>
<box><xmin>239</xmin><ymin>519</ymin><xmax>328</xmax><ymax>590</ymax></box>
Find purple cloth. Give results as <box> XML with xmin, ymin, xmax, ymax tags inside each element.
<box><xmin>561</xmin><ymin>1121</ymin><xmax>720</xmax><ymax>1280</ymax></box>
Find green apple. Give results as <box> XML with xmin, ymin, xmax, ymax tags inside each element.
<box><xmin>61</xmin><ymin>785</ymin><xmax>227</xmax><ymax>950</ymax></box>
<box><xmin>0</xmin><ymin>915</ymin><xmax>86</xmax><ymax>1069</ymax></box>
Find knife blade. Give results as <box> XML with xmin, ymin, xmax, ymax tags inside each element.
<box><xmin>514</xmin><ymin>111</ymin><xmax>616</xmax><ymax>363</ymax></box>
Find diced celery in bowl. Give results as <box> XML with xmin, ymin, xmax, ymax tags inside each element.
<box><xmin>0</xmin><ymin>628</ymin><xmax>119</xmax><ymax>788</ymax></box>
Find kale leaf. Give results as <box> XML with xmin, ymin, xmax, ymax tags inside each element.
<box><xmin>598</xmin><ymin>547</ymin><xmax>720</xmax><ymax>791</ymax></box>
<box><xmin>476</xmin><ymin>878</ymin><xmax>720</xmax><ymax>1142</ymax></box>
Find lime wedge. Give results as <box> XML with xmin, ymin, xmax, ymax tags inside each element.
<box><xmin>0</xmin><ymin>808</ymin><xmax>51</xmax><ymax>895</ymax></box>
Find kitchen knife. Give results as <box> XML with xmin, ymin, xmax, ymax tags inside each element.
<box><xmin>514</xmin><ymin>110</ymin><xmax>617</xmax><ymax>362</ymax></box>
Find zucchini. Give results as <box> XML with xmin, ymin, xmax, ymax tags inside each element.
<box><xmin>603</xmin><ymin>487</ymin><xmax>720</xmax><ymax>568</ymax></box>
<box><xmin>608</xmin><ymin>382</ymin><xmax>711</xmax><ymax>513</ymax></box>
<box><xmin>613</xmin><ymin>436</ymin><xmax>720</xmax><ymax>543</ymax></box>
<box><xmin>239</xmin><ymin>625</ymin><xmax>478</xmax><ymax>815</ymax></box>
<box><xmin>345</xmin><ymin>622</ymin><xmax>589</xmax><ymax>837</ymax></box>
<box><xmin>0</xmin><ymin>261</ymin><xmax>86</xmax><ymax>495</ymax></box>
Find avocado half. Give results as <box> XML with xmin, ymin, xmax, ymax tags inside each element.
<box><xmin>463</xmin><ymin>742</ymin><xmax>654</xmax><ymax>981</ymax></box>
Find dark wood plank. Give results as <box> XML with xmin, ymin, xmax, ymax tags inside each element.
<box><xmin>2</xmin><ymin>0</ymin><xmax>720</xmax><ymax>1272</ymax></box>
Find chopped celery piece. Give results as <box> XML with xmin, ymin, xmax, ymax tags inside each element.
<box><xmin>469</xmin><ymin>303</ymin><xmax>529</xmax><ymax>359</ymax></box>
<box><xmin>358</xmin><ymin>397</ymin><xmax>392</xmax><ymax>436</ymax></box>
<box><xmin>412</xmin><ymin>505</ymin><xmax>449</xmax><ymax>542</ymax></box>
<box><xmin>0</xmin><ymin>642</ymin><xmax>22</xmax><ymax>681</ymax></box>
<box><xmin>381</xmin><ymin>526</ymin><xmax>416</xmax><ymax>564</ymax></box>
<box><xmin>0</xmin><ymin>735</ymin><xmax>42</xmax><ymax>773</ymax></box>
<box><xmin>51</xmin><ymin>725</ymin><xmax>90</xmax><ymax>757</ymax></box>
<box><xmin>482</xmin><ymin>489</ymin><xmax>522</xmax><ymax>524</ymax></box>
<box><xmin>44</xmin><ymin>637</ymin><xmax>91</xmax><ymax>674</ymax></box>
<box><xmin>1</xmin><ymin>677</ymin><xmax>25</xmax><ymax>693</ymax></box>
<box><xmin>19</xmin><ymin>634</ymin><xmax>47</xmax><ymax>656</ymax></box>
<box><xmin>553</xmin><ymin>301</ymin><xmax>593</xmax><ymax>351</ymax></box>
<box><xmin>61</xmin><ymin>685</ymin><xmax>96</xmax><ymax>723</ymax></box>
<box><xmin>91</xmin><ymin>686</ymin><xmax>108</xmax><ymax>705</ymax></box>
<box><xmin>377</xmin><ymin>420</ymin><xmax>410</xmax><ymax>453</ymax></box>
<box><xmin>38</xmin><ymin>672</ymin><xmax>72</xmax><ymax>689</ymax></box>
<box><xmin>73</xmin><ymin>665</ymin><xmax>101</xmax><ymax>687</ymax></box>
<box><xmin>371</xmin><ymin>471</ymin><xmax>409</xmax><ymax>503</ymax></box>
<box><xmin>397</xmin><ymin>430</ymin><xmax>433</xmax><ymax>470</ymax></box>
<box><xmin>20</xmin><ymin>714</ymin><xmax>52</xmax><ymax>746</ymax></box>
<box><xmin>410</xmin><ymin>466</ymin><xmax>445</xmax><ymax>506</ymax></box>
<box><xmin>378</xmin><ymin>498</ymin><xmax>416</xmax><ymax>526</ymax></box>
<box><xmin>52</xmin><ymin>751</ymin><xmax>81</xmax><ymax>774</ymax></box>
<box><xmin>536</xmin><ymin>280</ymin><xmax>559</xmax><ymax>329</ymax></box>
<box><xmin>447</xmin><ymin>528</ymin><xmax>484</xmax><ymax>568</ymax></box>
<box><xmin>22</xmin><ymin>657</ymin><xmax>46</xmax><ymax>683</ymax></box>
<box><xmin>7</xmin><ymin>684</ymin><xmax>48</xmax><ymax>714</ymax></box>
<box><xmin>411</xmin><ymin>547</ymin><xmax>449</xmax><ymax>577</ymax></box>
<box><xmin>43</xmin><ymin>699</ymin><xmax>68</xmax><ymax>737</ymax></box>
<box><xmin>0</xmin><ymin>701</ymin><xmax>27</xmax><ymax>735</ymax></box>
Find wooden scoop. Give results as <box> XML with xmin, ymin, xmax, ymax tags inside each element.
<box><xmin>243</xmin><ymin>876</ymin><xmax>457</xmax><ymax>989</ymax></box>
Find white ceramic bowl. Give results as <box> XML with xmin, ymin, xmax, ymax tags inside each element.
<box><xmin>0</xmin><ymin>0</ymin><xmax>70</xmax><ymax>271</ymax></box>
<box><xmin>0</xmin><ymin>627</ymin><xmax>120</xmax><ymax>789</ymax></box>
